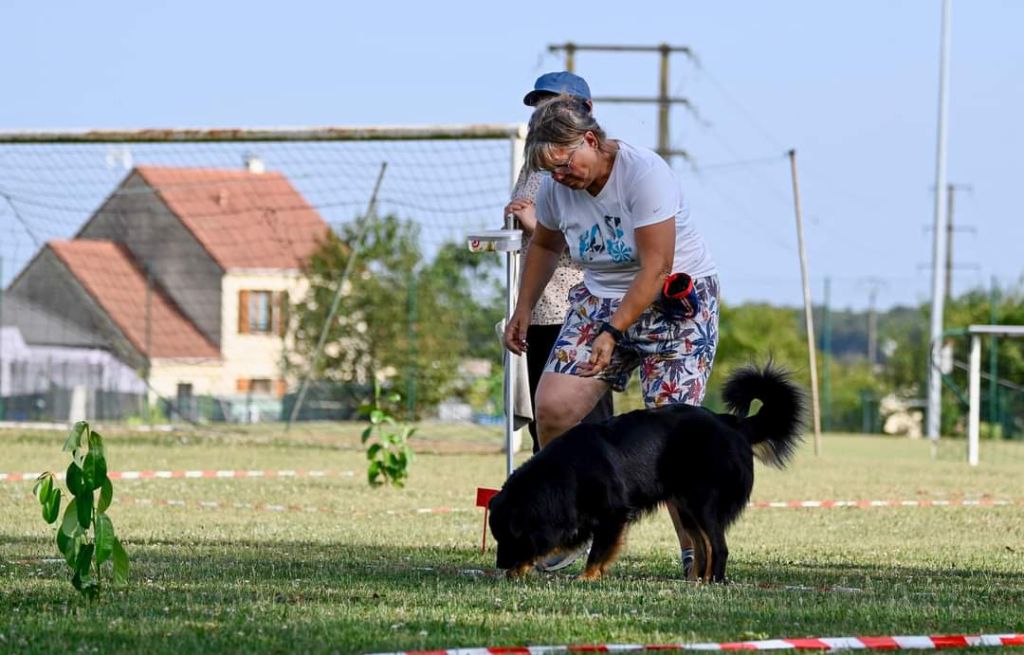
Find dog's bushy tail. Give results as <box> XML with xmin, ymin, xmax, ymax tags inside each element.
<box><xmin>723</xmin><ymin>364</ymin><xmax>806</xmax><ymax>468</ymax></box>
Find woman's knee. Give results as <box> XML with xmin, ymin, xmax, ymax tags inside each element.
<box><xmin>535</xmin><ymin>399</ymin><xmax>575</xmax><ymax>445</ymax></box>
<box><xmin>535</xmin><ymin>373</ymin><xmax>609</xmax><ymax>445</ymax></box>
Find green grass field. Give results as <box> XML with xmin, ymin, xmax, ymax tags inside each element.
<box><xmin>1</xmin><ymin>422</ymin><xmax>1022</xmax><ymax>654</ymax></box>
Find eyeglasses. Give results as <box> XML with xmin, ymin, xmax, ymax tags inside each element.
<box><xmin>545</xmin><ymin>144</ymin><xmax>581</xmax><ymax>174</ymax></box>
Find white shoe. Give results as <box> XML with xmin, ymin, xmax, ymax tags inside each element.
<box><xmin>536</xmin><ymin>539</ymin><xmax>591</xmax><ymax>572</ymax></box>
<box><xmin>681</xmin><ymin>547</ymin><xmax>695</xmax><ymax>578</ymax></box>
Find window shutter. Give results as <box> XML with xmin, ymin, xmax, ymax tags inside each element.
<box><xmin>275</xmin><ymin>290</ymin><xmax>290</xmax><ymax>337</ymax></box>
<box><xmin>275</xmin><ymin>378</ymin><xmax>287</xmax><ymax>398</ymax></box>
<box><xmin>236</xmin><ymin>378</ymin><xmax>251</xmax><ymax>393</ymax></box>
<box><xmin>238</xmin><ymin>290</ymin><xmax>250</xmax><ymax>334</ymax></box>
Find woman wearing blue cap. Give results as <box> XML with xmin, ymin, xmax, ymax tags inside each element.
<box><xmin>507</xmin><ymin>72</ymin><xmax>614</xmax><ymax>462</ymax></box>
<box><xmin>503</xmin><ymin>92</ymin><xmax>719</xmax><ymax>577</ymax></box>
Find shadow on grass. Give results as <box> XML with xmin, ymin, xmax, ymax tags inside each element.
<box><xmin>7</xmin><ymin>534</ymin><xmax>1024</xmax><ymax>587</ymax></box>
<box><xmin>4</xmin><ymin>537</ymin><xmax>1023</xmax><ymax>654</ymax></box>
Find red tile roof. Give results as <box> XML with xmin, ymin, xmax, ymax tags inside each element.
<box><xmin>49</xmin><ymin>240</ymin><xmax>220</xmax><ymax>359</ymax></box>
<box><xmin>135</xmin><ymin>166</ymin><xmax>329</xmax><ymax>270</ymax></box>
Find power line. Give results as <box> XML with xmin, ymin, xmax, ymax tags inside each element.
<box><xmin>695</xmin><ymin>66</ymin><xmax>787</xmax><ymax>152</ymax></box>
<box><xmin>690</xmin><ymin>154</ymin><xmax>786</xmax><ymax>172</ymax></box>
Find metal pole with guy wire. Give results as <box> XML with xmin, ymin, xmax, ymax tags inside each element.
<box><xmin>286</xmin><ymin>163</ymin><xmax>388</xmax><ymax>430</ymax></box>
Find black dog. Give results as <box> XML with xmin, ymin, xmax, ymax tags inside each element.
<box><xmin>488</xmin><ymin>365</ymin><xmax>805</xmax><ymax>582</ymax></box>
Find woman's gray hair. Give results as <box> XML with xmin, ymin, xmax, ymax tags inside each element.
<box><xmin>524</xmin><ymin>93</ymin><xmax>609</xmax><ymax>172</ymax></box>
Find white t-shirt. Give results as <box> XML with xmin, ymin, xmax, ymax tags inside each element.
<box><xmin>535</xmin><ymin>140</ymin><xmax>716</xmax><ymax>299</ymax></box>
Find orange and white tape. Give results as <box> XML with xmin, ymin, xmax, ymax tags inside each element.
<box><xmin>0</xmin><ymin>468</ymin><xmax>354</xmax><ymax>482</ymax></box>
<box><xmin>365</xmin><ymin>632</ymin><xmax>1024</xmax><ymax>654</ymax></box>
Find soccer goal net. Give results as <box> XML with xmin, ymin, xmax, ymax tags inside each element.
<box><xmin>957</xmin><ymin>324</ymin><xmax>1024</xmax><ymax>465</ymax></box>
<box><xmin>0</xmin><ymin>125</ymin><xmax>525</xmax><ymax>428</ymax></box>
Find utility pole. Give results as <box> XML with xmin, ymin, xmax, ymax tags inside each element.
<box><xmin>868</xmin><ymin>287</ymin><xmax>879</xmax><ymax>369</ymax></box>
<box><xmin>943</xmin><ymin>183</ymin><xmax>974</xmax><ymax>301</ymax></box>
<box><xmin>989</xmin><ymin>277</ymin><xmax>999</xmax><ymax>429</ymax></box>
<box><xmin>788</xmin><ymin>149</ymin><xmax>822</xmax><ymax>454</ymax></box>
<box><xmin>548</xmin><ymin>42</ymin><xmax>699</xmax><ymax>162</ymax></box>
<box><xmin>945</xmin><ymin>183</ymin><xmax>955</xmax><ymax>301</ymax></box>
<box><xmin>822</xmin><ymin>277</ymin><xmax>832</xmax><ymax>433</ymax></box>
<box><xmin>859</xmin><ymin>277</ymin><xmax>887</xmax><ymax>368</ymax></box>
<box><xmin>927</xmin><ymin>0</ymin><xmax>953</xmax><ymax>446</ymax></box>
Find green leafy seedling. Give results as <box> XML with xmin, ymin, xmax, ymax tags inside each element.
<box><xmin>33</xmin><ymin>420</ymin><xmax>129</xmax><ymax>598</ymax></box>
<box><xmin>359</xmin><ymin>384</ymin><xmax>415</xmax><ymax>488</ymax></box>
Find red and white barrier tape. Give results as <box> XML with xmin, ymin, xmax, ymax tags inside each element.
<box><xmin>121</xmin><ymin>495</ymin><xmax>466</xmax><ymax>516</ymax></box>
<box><xmin>748</xmin><ymin>498</ymin><xmax>1020</xmax><ymax>509</ymax></box>
<box><xmin>366</xmin><ymin>633</ymin><xmax>1024</xmax><ymax>654</ymax></box>
<box><xmin>0</xmin><ymin>468</ymin><xmax>353</xmax><ymax>483</ymax></box>
<box><xmin>49</xmin><ymin>495</ymin><xmax>1019</xmax><ymax>517</ymax></box>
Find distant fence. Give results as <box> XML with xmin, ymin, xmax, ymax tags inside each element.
<box><xmin>1</xmin><ymin>389</ymin><xmax>142</xmax><ymax>422</ymax></box>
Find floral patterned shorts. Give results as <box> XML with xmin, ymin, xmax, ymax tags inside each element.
<box><xmin>544</xmin><ymin>276</ymin><xmax>720</xmax><ymax>407</ymax></box>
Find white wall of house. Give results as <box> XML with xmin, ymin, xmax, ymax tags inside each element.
<box><xmin>219</xmin><ymin>270</ymin><xmax>308</xmax><ymax>396</ymax></box>
<box><xmin>149</xmin><ymin>359</ymin><xmax>224</xmax><ymax>399</ymax></box>
<box><xmin>1</xmin><ymin>326</ymin><xmax>146</xmax><ymax>396</ymax></box>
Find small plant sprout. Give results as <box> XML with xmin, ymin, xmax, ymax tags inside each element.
<box><xmin>359</xmin><ymin>384</ymin><xmax>415</xmax><ymax>488</ymax></box>
<box><xmin>33</xmin><ymin>420</ymin><xmax>129</xmax><ymax>598</ymax></box>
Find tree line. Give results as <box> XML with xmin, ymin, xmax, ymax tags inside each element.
<box><xmin>288</xmin><ymin>215</ymin><xmax>1023</xmax><ymax>438</ymax></box>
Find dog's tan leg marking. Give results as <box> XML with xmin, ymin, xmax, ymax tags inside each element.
<box><xmin>699</xmin><ymin>529</ymin><xmax>714</xmax><ymax>582</ymax></box>
<box><xmin>581</xmin><ymin>526</ymin><xmax>628</xmax><ymax>581</ymax></box>
<box><xmin>688</xmin><ymin>529</ymin><xmax>707</xmax><ymax>582</ymax></box>
<box><xmin>506</xmin><ymin>562</ymin><xmax>533</xmax><ymax>580</ymax></box>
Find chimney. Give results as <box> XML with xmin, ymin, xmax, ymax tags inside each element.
<box><xmin>244</xmin><ymin>153</ymin><xmax>265</xmax><ymax>174</ymax></box>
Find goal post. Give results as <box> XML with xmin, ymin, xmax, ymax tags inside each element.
<box><xmin>0</xmin><ymin>123</ymin><xmax>526</xmax><ymax>427</ymax></box>
<box><xmin>966</xmin><ymin>324</ymin><xmax>1024</xmax><ymax>466</ymax></box>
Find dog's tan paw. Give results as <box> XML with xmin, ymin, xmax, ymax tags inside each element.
<box><xmin>579</xmin><ymin>567</ymin><xmax>603</xmax><ymax>581</ymax></box>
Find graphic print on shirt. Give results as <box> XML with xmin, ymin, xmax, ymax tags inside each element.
<box><xmin>577</xmin><ymin>215</ymin><xmax>633</xmax><ymax>263</ymax></box>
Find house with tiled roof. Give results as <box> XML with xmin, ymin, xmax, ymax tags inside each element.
<box><xmin>3</xmin><ymin>163</ymin><xmax>329</xmax><ymax>418</ymax></box>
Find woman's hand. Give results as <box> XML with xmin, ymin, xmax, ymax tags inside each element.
<box><xmin>578</xmin><ymin>331</ymin><xmax>616</xmax><ymax>377</ymax></box>
<box><xmin>504</xmin><ymin>198</ymin><xmax>537</xmax><ymax>235</ymax></box>
<box><xmin>503</xmin><ymin>308</ymin><xmax>531</xmax><ymax>355</ymax></box>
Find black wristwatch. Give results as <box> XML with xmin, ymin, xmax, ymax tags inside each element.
<box><xmin>596</xmin><ymin>321</ymin><xmax>625</xmax><ymax>343</ymax></box>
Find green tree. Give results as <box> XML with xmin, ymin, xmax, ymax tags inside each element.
<box><xmin>943</xmin><ymin>281</ymin><xmax>1024</xmax><ymax>437</ymax></box>
<box><xmin>876</xmin><ymin>305</ymin><xmax>929</xmax><ymax>395</ymax></box>
<box><xmin>712</xmin><ymin>303</ymin><xmax>889</xmax><ymax>432</ymax></box>
<box><xmin>710</xmin><ymin>303</ymin><xmax>811</xmax><ymax>405</ymax></box>
<box><xmin>288</xmin><ymin>215</ymin><xmax>504</xmax><ymax>418</ymax></box>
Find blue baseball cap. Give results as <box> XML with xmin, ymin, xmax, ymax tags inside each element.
<box><xmin>523</xmin><ymin>71</ymin><xmax>591</xmax><ymax>106</ymax></box>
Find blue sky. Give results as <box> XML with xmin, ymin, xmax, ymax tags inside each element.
<box><xmin>2</xmin><ymin>0</ymin><xmax>1022</xmax><ymax>311</ymax></box>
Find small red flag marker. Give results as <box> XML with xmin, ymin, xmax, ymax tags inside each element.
<box><xmin>476</xmin><ymin>487</ymin><xmax>499</xmax><ymax>553</ymax></box>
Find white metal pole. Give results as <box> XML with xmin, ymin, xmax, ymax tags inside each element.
<box><xmin>509</xmin><ymin>126</ymin><xmax>527</xmax><ymax>461</ymax></box>
<box><xmin>788</xmin><ymin>149</ymin><xmax>822</xmax><ymax>455</ymax></box>
<box><xmin>503</xmin><ymin>214</ymin><xmax>517</xmax><ymax>478</ymax></box>
<box><xmin>927</xmin><ymin>0</ymin><xmax>953</xmax><ymax>449</ymax></box>
<box><xmin>967</xmin><ymin>334</ymin><xmax>981</xmax><ymax>466</ymax></box>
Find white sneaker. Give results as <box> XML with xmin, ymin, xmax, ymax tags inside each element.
<box><xmin>681</xmin><ymin>547</ymin><xmax>695</xmax><ymax>578</ymax></box>
<box><xmin>536</xmin><ymin>539</ymin><xmax>592</xmax><ymax>572</ymax></box>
